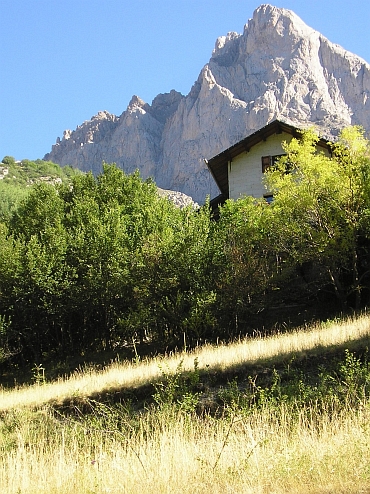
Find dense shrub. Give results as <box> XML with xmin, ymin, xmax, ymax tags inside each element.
<box><xmin>0</xmin><ymin>126</ymin><xmax>370</xmax><ymax>363</ymax></box>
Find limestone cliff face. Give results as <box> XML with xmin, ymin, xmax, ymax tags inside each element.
<box><xmin>44</xmin><ymin>4</ymin><xmax>370</xmax><ymax>203</ymax></box>
<box><xmin>46</xmin><ymin>111</ymin><xmax>119</xmax><ymax>174</ymax></box>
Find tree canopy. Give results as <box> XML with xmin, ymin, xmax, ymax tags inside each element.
<box><xmin>0</xmin><ymin>128</ymin><xmax>370</xmax><ymax>366</ymax></box>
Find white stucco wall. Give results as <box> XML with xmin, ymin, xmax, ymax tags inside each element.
<box><xmin>228</xmin><ymin>132</ymin><xmax>293</xmax><ymax>200</ymax></box>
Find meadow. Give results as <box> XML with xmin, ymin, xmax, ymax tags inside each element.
<box><xmin>1</xmin><ymin>313</ymin><xmax>370</xmax><ymax>493</ymax></box>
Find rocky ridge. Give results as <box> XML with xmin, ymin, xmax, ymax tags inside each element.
<box><xmin>44</xmin><ymin>4</ymin><xmax>370</xmax><ymax>203</ymax></box>
<box><xmin>157</xmin><ymin>188</ymin><xmax>199</xmax><ymax>209</ymax></box>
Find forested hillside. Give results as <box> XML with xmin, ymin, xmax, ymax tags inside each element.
<box><xmin>1</xmin><ymin>126</ymin><xmax>370</xmax><ymax>368</ymax></box>
<box><xmin>0</xmin><ymin>156</ymin><xmax>80</xmax><ymax>222</ymax></box>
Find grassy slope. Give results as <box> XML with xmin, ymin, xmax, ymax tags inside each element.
<box><xmin>1</xmin><ymin>314</ymin><xmax>370</xmax><ymax>493</ymax></box>
<box><xmin>1</xmin><ymin>159</ymin><xmax>78</xmax><ymax>186</ymax></box>
<box><xmin>1</xmin><ymin>312</ymin><xmax>370</xmax><ymax>411</ymax></box>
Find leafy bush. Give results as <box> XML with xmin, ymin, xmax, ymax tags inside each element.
<box><xmin>1</xmin><ymin>125</ymin><xmax>370</xmax><ymax>365</ymax></box>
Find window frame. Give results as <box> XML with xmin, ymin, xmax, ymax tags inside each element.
<box><xmin>261</xmin><ymin>154</ymin><xmax>286</xmax><ymax>173</ymax></box>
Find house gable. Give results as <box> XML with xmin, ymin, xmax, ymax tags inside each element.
<box><xmin>229</xmin><ymin>131</ymin><xmax>293</xmax><ymax>200</ymax></box>
<box><xmin>207</xmin><ymin>119</ymin><xmax>331</xmax><ymax>205</ymax></box>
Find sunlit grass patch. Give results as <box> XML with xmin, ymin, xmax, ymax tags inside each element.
<box><xmin>1</xmin><ymin>314</ymin><xmax>370</xmax><ymax>492</ymax></box>
<box><xmin>1</xmin><ymin>312</ymin><xmax>370</xmax><ymax>411</ymax></box>
<box><xmin>1</xmin><ymin>401</ymin><xmax>370</xmax><ymax>493</ymax></box>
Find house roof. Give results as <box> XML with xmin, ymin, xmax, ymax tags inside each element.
<box><xmin>206</xmin><ymin>119</ymin><xmax>331</xmax><ymax>197</ymax></box>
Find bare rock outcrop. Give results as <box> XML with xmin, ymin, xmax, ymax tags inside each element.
<box><xmin>44</xmin><ymin>4</ymin><xmax>370</xmax><ymax>203</ymax></box>
<box><xmin>157</xmin><ymin>188</ymin><xmax>199</xmax><ymax>209</ymax></box>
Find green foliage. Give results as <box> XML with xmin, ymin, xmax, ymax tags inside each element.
<box><xmin>0</xmin><ymin>158</ymin><xmax>80</xmax><ymax>221</ymax></box>
<box><xmin>1</xmin><ymin>126</ymin><xmax>370</xmax><ymax>365</ymax></box>
<box><xmin>31</xmin><ymin>363</ymin><xmax>46</xmax><ymax>385</ymax></box>
<box><xmin>215</xmin><ymin>196</ymin><xmax>276</xmax><ymax>333</ymax></box>
<box><xmin>0</xmin><ymin>158</ymin><xmax>80</xmax><ymax>186</ymax></box>
<box><xmin>0</xmin><ymin>181</ymin><xmax>29</xmax><ymax>222</ymax></box>
<box><xmin>0</xmin><ymin>163</ymin><xmax>218</xmax><ymax>361</ymax></box>
<box><xmin>337</xmin><ymin>348</ymin><xmax>370</xmax><ymax>402</ymax></box>
<box><xmin>153</xmin><ymin>358</ymin><xmax>200</xmax><ymax>413</ymax></box>
<box><xmin>216</xmin><ymin>349</ymin><xmax>370</xmax><ymax>417</ymax></box>
<box><xmin>1</xmin><ymin>156</ymin><xmax>15</xmax><ymax>166</ymax></box>
<box><xmin>263</xmin><ymin>125</ymin><xmax>370</xmax><ymax>308</ymax></box>
<box><xmin>0</xmin><ymin>315</ymin><xmax>11</xmax><ymax>363</ymax></box>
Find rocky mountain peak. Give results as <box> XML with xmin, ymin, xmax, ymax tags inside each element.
<box><xmin>150</xmin><ymin>90</ymin><xmax>184</xmax><ymax>124</ymax></box>
<box><xmin>212</xmin><ymin>31</ymin><xmax>241</xmax><ymax>66</ymax></box>
<box><xmin>92</xmin><ymin>110</ymin><xmax>116</xmax><ymax>121</ymax></box>
<box><xmin>126</xmin><ymin>95</ymin><xmax>149</xmax><ymax>114</ymax></box>
<box><xmin>252</xmin><ymin>4</ymin><xmax>312</xmax><ymax>34</ymax></box>
<box><xmin>44</xmin><ymin>4</ymin><xmax>370</xmax><ymax>203</ymax></box>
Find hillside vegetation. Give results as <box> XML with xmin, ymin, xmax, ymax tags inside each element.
<box><xmin>1</xmin><ymin>312</ymin><xmax>370</xmax><ymax>411</ymax></box>
<box><xmin>0</xmin><ymin>155</ymin><xmax>80</xmax><ymax>222</ymax></box>
<box><xmin>2</xmin><ymin>127</ymin><xmax>370</xmax><ymax>491</ymax></box>
<box><xmin>1</xmin><ymin>126</ymin><xmax>370</xmax><ymax>371</ymax></box>
<box><xmin>1</xmin><ymin>314</ymin><xmax>370</xmax><ymax>493</ymax></box>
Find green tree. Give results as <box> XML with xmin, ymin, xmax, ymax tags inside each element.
<box><xmin>264</xmin><ymin>126</ymin><xmax>370</xmax><ymax>308</ymax></box>
<box><xmin>0</xmin><ymin>223</ymin><xmax>22</xmax><ymax>361</ymax></box>
<box><xmin>215</xmin><ymin>196</ymin><xmax>278</xmax><ymax>334</ymax></box>
<box><xmin>141</xmin><ymin>201</ymin><xmax>217</xmax><ymax>345</ymax></box>
<box><xmin>1</xmin><ymin>156</ymin><xmax>15</xmax><ymax>166</ymax></box>
<box><xmin>0</xmin><ymin>182</ymin><xmax>29</xmax><ymax>222</ymax></box>
<box><xmin>5</xmin><ymin>183</ymin><xmax>72</xmax><ymax>360</ymax></box>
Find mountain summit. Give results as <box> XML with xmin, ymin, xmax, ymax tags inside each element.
<box><xmin>44</xmin><ymin>4</ymin><xmax>370</xmax><ymax>202</ymax></box>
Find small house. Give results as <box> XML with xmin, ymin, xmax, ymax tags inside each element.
<box><xmin>207</xmin><ymin>119</ymin><xmax>331</xmax><ymax>213</ymax></box>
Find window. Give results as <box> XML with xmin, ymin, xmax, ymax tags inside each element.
<box><xmin>261</xmin><ymin>156</ymin><xmax>271</xmax><ymax>173</ymax></box>
<box><xmin>264</xmin><ymin>194</ymin><xmax>274</xmax><ymax>204</ymax></box>
<box><xmin>261</xmin><ymin>154</ymin><xmax>285</xmax><ymax>173</ymax></box>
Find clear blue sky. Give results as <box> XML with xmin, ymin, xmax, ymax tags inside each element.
<box><xmin>1</xmin><ymin>0</ymin><xmax>369</xmax><ymax>161</ymax></box>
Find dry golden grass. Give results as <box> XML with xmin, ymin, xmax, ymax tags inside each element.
<box><xmin>1</xmin><ymin>314</ymin><xmax>370</xmax><ymax>493</ymax></box>
<box><xmin>1</xmin><ymin>312</ymin><xmax>370</xmax><ymax>411</ymax></box>
<box><xmin>1</xmin><ymin>402</ymin><xmax>370</xmax><ymax>493</ymax></box>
